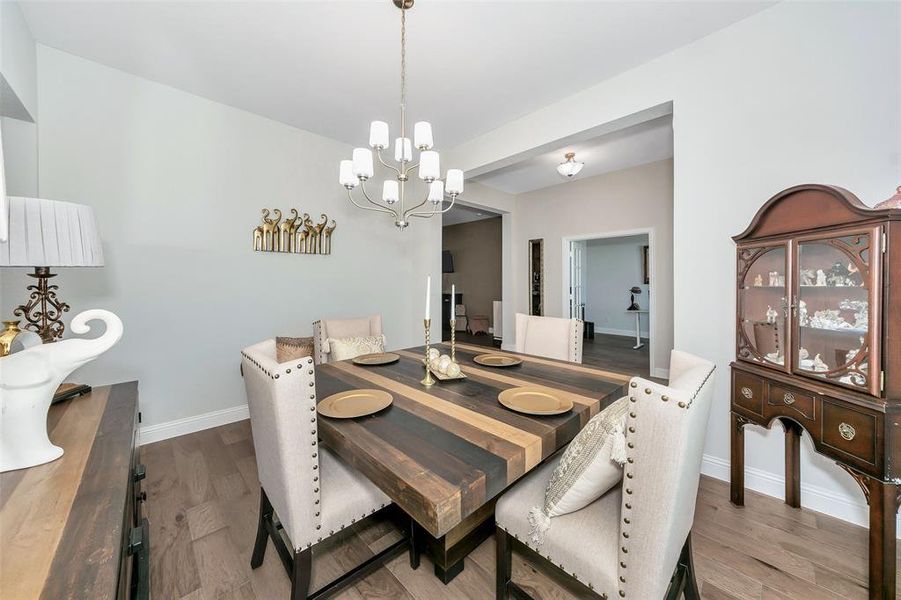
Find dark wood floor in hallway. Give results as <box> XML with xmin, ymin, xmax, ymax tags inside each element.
<box><xmin>143</xmin><ymin>418</ymin><xmax>897</xmax><ymax>600</ymax></box>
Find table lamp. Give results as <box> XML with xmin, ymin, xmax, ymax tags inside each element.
<box><xmin>0</xmin><ymin>196</ymin><xmax>104</xmax><ymax>343</ymax></box>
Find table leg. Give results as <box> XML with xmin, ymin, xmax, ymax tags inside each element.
<box><xmin>782</xmin><ymin>419</ymin><xmax>802</xmax><ymax>508</ymax></box>
<box><xmin>731</xmin><ymin>413</ymin><xmax>747</xmax><ymax>506</ymax></box>
<box><xmin>632</xmin><ymin>313</ymin><xmax>644</xmax><ymax>350</ymax></box>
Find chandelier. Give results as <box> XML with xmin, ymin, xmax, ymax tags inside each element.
<box><xmin>556</xmin><ymin>152</ymin><xmax>584</xmax><ymax>179</ymax></box>
<box><xmin>338</xmin><ymin>0</ymin><xmax>463</xmax><ymax>230</ymax></box>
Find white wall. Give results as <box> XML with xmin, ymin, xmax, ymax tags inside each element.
<box><xmin>511</xmin><ymin>160</ymin><xmax>674</xmax><ymax>376</ymax></box>
<box><xmin>0</xmin><ymin>45</ymin><xmax>440</xmax><ymax>429</ymax></box>
<box><xmin>584</xmin><ymin>235</ymin><xmax>650</xmax><ymax>337</ymax></box>
<box><xmin>447</xmin><ymin>2</ymin><xmax>901</xmax><ymax>530</ymax></box>
<box><xmin>0</xmin><ymin>0</ymin><xmax>36</xmax><ymax>120</ymax></box>
<box><xmin>0</xmin><ymin>116</ymin><xmax>36</xmax><ymax>195</ymax></box>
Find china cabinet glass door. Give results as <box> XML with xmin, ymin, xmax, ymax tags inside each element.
<box><xmin>737</xmin><ymin>242</ymin><xmax>791</xmax><ymax>371</ymax></box>
<box><xmin>791</xmin><ymin>226</ymin><xmax>882</xmax><ymax>395</ymax></box>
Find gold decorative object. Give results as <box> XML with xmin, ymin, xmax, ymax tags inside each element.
<box><xmin>421</xmin><ymin>318</ymin><xmax>434</xmax><ymax>387</ymax></box>
<box><xmin>0</xmin><ymin>320</ymin><xmax>22</xmax><ymax>357</ymax></box>
<box><xmin>449</xmin><ymin>318</ymin><xmax>456</xmax><ymax>363</ymax></box>
<box><xmin>498</xmin><ymin>386</ymin><xmax>573</xmax><ymax>416</ymax></box>
<box><xmin>473</xmin><ymin>353</ymin><xmax>523</xmax><ymax>368</ymax></box>
<box><xmin>253</xmin><ymin>209</ymin><xmax>336</xmax><ymax>255</ymax></box>
<box><xmin>317</xmin><ymin>389</ymin><xmax>393</xmax><ymax>419</ymax></box>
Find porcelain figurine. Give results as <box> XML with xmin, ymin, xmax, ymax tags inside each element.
<box><xmin>812</xmin><ymin>353</ymin><xmax>829</xmax><ymax>372</ymax></box>
<box><xmin>800</xmin><ymin>269</ymin><xmax>816</xmax><ymax>286</ymax></box>
<box><xmin>753</xmin><ymin>274</ymin><xmax>763</xmax><ymax>287</ymax></box>
<box><xmin>768</xmin><ymin>271</ymin><xmax>778</xmax><ymax>287</ymax></box>
<box><xmin>0</xmin><ymin>310</ymin><xmax>123</xmax><ymax>472</ymax></box>
<box><xmin>816</xmin><ymin>269</ymin><xmax>827</xmax><ymax>286</ymax></box>
<box><xmin>776</xmin><ymin>275</ymin><xmax>785</xmax><ymax>287</ymax></box>
<box><xmin>765</xmin><ymin>305</ymin><xmax>778</xmax><ymax>324</ymax></box>
<box><xmin>798</xmin><ymin>300</ymin><xmax>809</xmax><ymax>326</ymax></box>
<box><xmin>799</xmin><ymin>347</ymin><xmax>809</xmax><ymax>361</ymax></box>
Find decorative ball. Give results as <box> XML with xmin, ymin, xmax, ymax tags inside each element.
<box><xmin>429</xmin><ymin>357</ymin><xmax>442</xmax><ymax>371</ymax></box>
<box><xmin>445</xmin><ymin>362</ymin><xmax>461</xmax><ymax>378</ymax></box>
<box><xmin>438</xmin><ymin>355</ymin><xmax>452</xmax><ymax>373</ymax></box>
<box><xmin>428</xmin><ymin>347</ymin><xmax>440</xmax><ymax>360</ymax></box>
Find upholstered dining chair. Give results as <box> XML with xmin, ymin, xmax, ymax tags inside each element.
<box><xmin>312</xmin><ymin>314</ymin><xmax>385</xmax><ymax>364</ymax></box>
<box><xmin>495</xmin><ymin>349</ymin><xmax>716</xmax><ymax>599</ymax></box>
<box><xmin>514</xmin><ymin>313</ymin><xmax>584</xmax><ymax>363</ymax></box>
<box><xmin>241</xmin><ymin>339</ymin><xmax>417</xmax><ymax>600</ymax></box>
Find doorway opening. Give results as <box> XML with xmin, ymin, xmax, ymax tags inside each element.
<box><xmin>442</xmin><ymin>204</ymin><xmax>504</xmax><ymax>349</ymax></box>
<box><xmin>566</xmin><ymin>229</ymin><xmax>657</xmax><ymax>377</ymax></box>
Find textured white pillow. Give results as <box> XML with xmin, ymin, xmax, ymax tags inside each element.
<box><xmin>528</xmin><ymin>395</ymin><xmax>630</xmax><ymax>545</ymax></box>
<box><xmin>329</xmin><ymin>335</ymin><xmax>385</xmax><ymax>361</ymax></box>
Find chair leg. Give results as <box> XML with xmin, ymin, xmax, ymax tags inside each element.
<box><xmin>681</xmin><ymin>534</ymin><xmax>701</xmax><ymax>600</ymax></box>
<box><xmin>496</xmin><ymin>528</ymin><xmax>512</xmax><ymax>599</ymax></box>
<box><xmin>409</xmin><ymin>518</ymin><xmax>421</xmax><ymax>570</ymax></box>
<box><xmin>250</xmin><ymin>488</ymin><xmax>272</xmax><ymax>569</ymax></box>
<box><xmin>291</xmin><ymin>548</ymin><xmax>312</xmax><ymax>600</ymax></box>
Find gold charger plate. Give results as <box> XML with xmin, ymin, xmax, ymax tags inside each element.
<box><xmin>352</xmin><ymin>352</ymin><xmax>400</xmax><ymax>366</ymax></box>
<box><xmin>498</xmin><ymin>386</ymin><xmax>573</xmax><ymax>416</ymax></box>
<box><xmin>318</xmin><ymin>389</ymin><xmax>393</xmax><ymax>419</ymax></box>
<box><xmin>473</xmin><ymin>353</ymin><xmax>523</xmax><ymax>368</ymax></box>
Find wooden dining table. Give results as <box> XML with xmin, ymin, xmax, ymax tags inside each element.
<box><xmin>315</xmin><ymin>341</ymin><xmax>631</xmax><ymax>582</ymax></box>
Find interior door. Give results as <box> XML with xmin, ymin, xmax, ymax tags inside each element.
<box><xmin>569</xmin><ymin>240</ymin><xmax>586</xmax><ymax>319</ymax></box>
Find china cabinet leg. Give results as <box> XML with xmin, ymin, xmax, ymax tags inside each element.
<box><xmin>783</xmin><ymin>419</ymin><xmax>802</xmax><ymax>508</ymax></box>
<box><xmin>730</xmin><ymin>413</ymin><xmax>746</xmax><ymax>506</ymax></box>
<box><xmin>865</xmin><ymin>479</ymin><xmax>899</xmax><ymax>599</ymax></box>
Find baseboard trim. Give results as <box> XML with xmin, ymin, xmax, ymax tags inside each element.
<box><xmin>593</xmin><ymin>326</ymin><xmax>650</xmax><ymax>338</ymax></box>
<box><xmin>139</xmin><ymin>404</ymin><xmax>249</xmax><ymax>445</ymax></box>
<box><xmin>701</xmin><ymin>454</ymin><xmax>901</xmax><ymax>537</ymax></box>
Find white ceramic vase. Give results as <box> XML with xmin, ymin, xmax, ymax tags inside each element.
<box><xmin>0</xmin><ymin>309</ymin><xmax>123</xmax><ymax>472</ymax></box>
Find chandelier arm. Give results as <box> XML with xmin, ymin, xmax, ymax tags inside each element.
<box><xmin>408</xmin><ymin>196</ymin><xmax>456</xmax><ymax>218</ymax></box>
<box><xmin>402</xmin><ymin>198</ymin><xmax>430</xmax><ymax>219</ymax></box>
<box><xmin>402</xmin><ymin>162</ymin><xmax>420</xmax><ymax>177</ymax></box>
<box><xmin>375</xmin><ymin>149</ymin><xmax>403</xmax><ymax>176</ymax></box>
<box><xmin>359</xmin><ymin>181</ymin><xmax>400</xmax><ymax>215</ymax></box>
<box><xmin>347</xmin><ymin>189</ymin><xmax>397</xmax><ymax>216</ymax></box>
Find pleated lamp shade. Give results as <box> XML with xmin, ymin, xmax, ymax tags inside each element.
<box><xmin>0</xmin><ymin>197</ymin><xmax>104</xmax><ymax>267</ymax></box>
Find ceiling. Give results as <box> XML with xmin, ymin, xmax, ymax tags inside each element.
<box><xmin>442</xmin><ymin>203</ymin><xmax>500</xmax><ymax>227</ymax></box>
<box><xmin>472</xmin><ymin>114</ymin><xmax>673</xmax><ymax>194</ymax></box>
<box><xmin>20</xmin><ymin>1</ymin><xmax>773</xmax><ymax>150</ymax></box>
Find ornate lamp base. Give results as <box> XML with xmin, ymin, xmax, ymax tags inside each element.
<box><xmin>14</xmin><ymin>267</ymin><xmax>70</xmax><ymax>343</ymax></box>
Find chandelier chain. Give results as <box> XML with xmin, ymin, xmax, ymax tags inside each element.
<box><xmin>400</xmin><ymin>6</ymin><xmax>407</xmax><ymax>115</ymax></box>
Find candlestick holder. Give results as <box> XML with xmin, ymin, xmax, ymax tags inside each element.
<box><xmin>421</xmin><ymin>318</ymin><xmax>434</xmax><ymax>387</ymax></box>
<box><xmin>449</xmin><ymin>318</ymin><xmax>456</xmax><ymax>363</ymax></box>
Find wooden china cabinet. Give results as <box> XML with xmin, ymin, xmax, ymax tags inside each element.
<box><xmin>730</xmin><ymin>184</ymin><xmax>901</xmax><ymax>599</ymax></box>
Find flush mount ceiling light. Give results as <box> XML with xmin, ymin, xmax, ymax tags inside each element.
<box><xmin>556</xmin><ymin>152</ymin><xmax>584</xmax><ymax>179</ymax></box>
<box><xmin>338</xmin><ymin>0</ymin><xmax>463</xmax><ymax>230</ymax></box>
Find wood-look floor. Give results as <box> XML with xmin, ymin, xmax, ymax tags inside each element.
<box><xmin>144</xmin><ymin>418</ymin><xmax>898</xmax><ymax>600</ymax></box>
<box><xmin>583</xmin><ymin>333</ymin><xmax>650</xmax><ymax>377</ymax></box>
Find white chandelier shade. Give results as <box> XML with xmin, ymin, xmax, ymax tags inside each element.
<box><xmin>556</xmin><ymin>152</ymin><xmax>584</xmax><ymax>179</ymax></box>
<box><xmin>338</xmin><ymin>1</ymin><xmax>463</xmax><ymax>229</ymax></box>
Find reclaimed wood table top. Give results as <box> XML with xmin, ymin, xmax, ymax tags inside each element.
<box><xmin>315</xmin><ymin>342</ymin><xmax>631</xmax><ymax>538</ymax></box>
<box><xmin>0</xmin><ymin>382</ymin><xmax>138</xmax><ymax>600</ymax></box>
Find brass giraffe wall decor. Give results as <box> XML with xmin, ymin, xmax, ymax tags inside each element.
<box><xmin>253</xmin><ymin>209</ymin><xmax>336</xmax><ymax>255</ymax></box>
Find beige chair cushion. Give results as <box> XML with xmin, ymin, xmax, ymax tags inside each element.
<box><xmin>514</xmin><ymin>313</ymin><xmax>584</xmax><ymax>363</ymax></box>
<box><xmin>497</xmin><ymin>456</ymin><xmax>621</xmax><ymax>597</ymax></box>
<box><xmin>318</xmin><ymin>447</ymin><xmax>390</xmax><ymax>540</ymax></box>
<box><xmin>529</xmin><ymin>396</ymin><xmax>629</xmax><ymax>544</ymax></box>
<box><xmin>313</xmin><ymin>315</ymin><xmax>384</xmax><ymax>364</ymax></box>
<box><xmin>328</xmin><ymin>335</ymin><xmax>385</xmax><ymax>361</ymax></box>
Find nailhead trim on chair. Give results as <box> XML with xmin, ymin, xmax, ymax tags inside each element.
<box><xmin>615</xmin><ymin>365</ymin><xmax>716</xmax><ymax>598</ymax></box>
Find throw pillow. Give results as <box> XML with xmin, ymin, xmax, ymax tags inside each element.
<box><xmin>528</xmin><ymin>395</ymin><xmax>630</xmax><ymax>545</ymax></box>
<box><xmin>275</xmin><ymin>336</ymin><xmax>314</xmax><ymax>364</ymax></box>
<box><xmin>329</xmin><ymin>335</ymin><xmax>385</xmax><ymax>361</ymax></box>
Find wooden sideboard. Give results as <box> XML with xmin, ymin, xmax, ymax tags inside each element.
<box><xmin>730</xmin><ymin>185</ymin><xmax>900</xmax><ymax>599</ymax></box>
<box><xmin>0</xmin><ymin>382</ymin><xmax>148</xmax><ymax>599</ymax></box>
